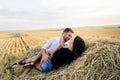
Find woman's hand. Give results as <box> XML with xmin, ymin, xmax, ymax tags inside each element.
<box><xmin>59</xmin><ymin>37</ymin><xmax>65</xmax><ymax>48</ymax></box>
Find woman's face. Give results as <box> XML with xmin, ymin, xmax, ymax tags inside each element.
<box><xmin>68</xmin><ymin>38</ymin><xmax>74</xmax><ymax>51</ymax></box>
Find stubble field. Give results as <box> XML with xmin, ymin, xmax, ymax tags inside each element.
<box><xmin>0</xmin><ymin>27</ymin><xmax>120</xmax><ymax>80</ymax></box>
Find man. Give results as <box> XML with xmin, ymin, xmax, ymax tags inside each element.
<box><xmin>41</xmin><ymin>28</ymin><xmax>74</xmax><ymax>63</ymax></box>
<box><xmin>19</xmin><ymin>28</ymin><xmax>74</xmax><ymax>78</ymax></box>
<box><xmin>26</xmin><ymin>28</ymin><xmax>74</xmax><ymax>63</ymax></box>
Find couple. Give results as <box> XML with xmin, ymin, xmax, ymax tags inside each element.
<box><xmin>7</xmin><ymin>28</ymin><xmax>85</xmax><ymax>79</ymax></box>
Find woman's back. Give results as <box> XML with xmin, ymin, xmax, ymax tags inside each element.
<box><xmin>52</xmin><ymin>48</ymin><xmax>74</xmax><ymax>69</ymax></box>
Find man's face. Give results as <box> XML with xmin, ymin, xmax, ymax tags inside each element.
<box><xmin>62</xmin><ymin>32</ymin><xmax>73</xmax><ymax>42</ymax></box>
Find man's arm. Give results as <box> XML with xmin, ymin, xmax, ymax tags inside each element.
<box><xmin>41</xmin><ymin>48</ymin><xmax>51</xmax><ymax>64</ymax></box>
<box><xmin>24</xmin><ymin>38</ymin><xmax>53</xmax><ymax>63</ymax></box>
<box><xmin>40</xmin><ymin>38</ymin><xmax>53</xmax><ymax>63</ymax></box>
<box><xmin>51</xmin><ymin>37</ymin><xmax>65</xmax><ymax>57</ymax></box>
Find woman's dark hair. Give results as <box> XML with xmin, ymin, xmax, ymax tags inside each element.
<box><xmin>72</xmin><ymin>36</ymin><xmax>85</xmax><ymax>59</ymax></box>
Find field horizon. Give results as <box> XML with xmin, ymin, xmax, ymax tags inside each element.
<box><xmin>0</xmin><ymin>24</ymin><xmax>120</xmax><ymax>32</ymax></box>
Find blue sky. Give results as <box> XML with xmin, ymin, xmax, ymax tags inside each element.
<box><xmin>0</xmin><ymin>0</ymin><xmax>120</xmax><ymax>31</ymax></box>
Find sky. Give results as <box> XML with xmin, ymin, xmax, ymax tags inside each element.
<box><xmin>0</xmin><ymin>0</ymin><xmax>120</xmax><ymax>31</ymax></box>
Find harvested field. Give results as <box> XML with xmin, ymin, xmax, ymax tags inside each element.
<box><xmin>0</xmin><ymin>27</ymin><xmax>120</xmax><ymax>80</ymax></box>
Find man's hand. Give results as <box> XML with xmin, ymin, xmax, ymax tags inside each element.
<box><xmin>41</xmin><ymin>52</ymin><xmax>51</xmax><ymax>64</ymax></box>
<box><xmin>41</xmin><ymin>49</ymin><xmax>51</xmax><ymax>64</ymax></box>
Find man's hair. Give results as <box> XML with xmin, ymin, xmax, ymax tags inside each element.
<box><xmin>63</xmin><ymin>28</ymin><xmax>74</xmax><ymax>33</ymax></box>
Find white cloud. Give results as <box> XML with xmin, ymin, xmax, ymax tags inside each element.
<box><xmin>0</xmin><ymin>0</ymin><xmax>120</xmax><ymax>31</ymax></box>
<box><xmin>0</xmin><ymin>5</ymin><xmax>3</xmax><ymax>10</ymax></box>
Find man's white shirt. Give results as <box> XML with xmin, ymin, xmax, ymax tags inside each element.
<box><xmin>42</xmin><ymin>37</ymin><xmax>69</xmax><ymax>55</ymax></box>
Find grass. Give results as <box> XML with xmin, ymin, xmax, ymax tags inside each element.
<box><xmin>0</xmin><ymin>27</ymin><xmax>120</xmax><ymax>80</ymax></box>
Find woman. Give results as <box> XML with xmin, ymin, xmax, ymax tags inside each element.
<box><xmin>52</xmin><ymin>36</ymin><xmax>85</xmax><ymax>69</ymax></box>
<box><xmin>6</xmin><ymin>36</ymin><xmax>85</xmax><ymax>79</ymax></box>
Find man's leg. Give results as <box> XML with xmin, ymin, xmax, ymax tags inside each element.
<box><xmin>32</xmin><ymin>51</ymin><xmax>42</xmax><ymax>62</ymax></box>
<box><xmin>18</xmin><ymin>52</ymin><xmax>42</xmax><ymax>79</ymax></box>
<box><xmin>18</xmin><ymin>62</ymin><xmax>41</xmax><ymax>79</ymax></box>
<box><xmin>34</xmin><ymin>62</ymin><xmax>41</xmax><ymax>71</ymax></box>
<box><xmin>40</xmin><ymin>59</ymin><xmax>53</xmax><ymax>73</ymax></box>
<box><xmin>19</xmin><ymin>67</ymin><xmax>32</xmax><ymax>79</ymax></box>
<box><xmin>34</xmin><ymin>60</ymin><xmax>53</xmax><ymax>73</ymax></box>
<box><xmin>24</xmin><ymin>51</ymin><xmax>42</xmax><ymax>63</ymax></box>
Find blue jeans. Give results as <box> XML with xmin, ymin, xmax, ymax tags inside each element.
<box><xmin>40</xmin><ymin>59</ymin><xmax>53</xmax><ymax>73</ymax></box>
